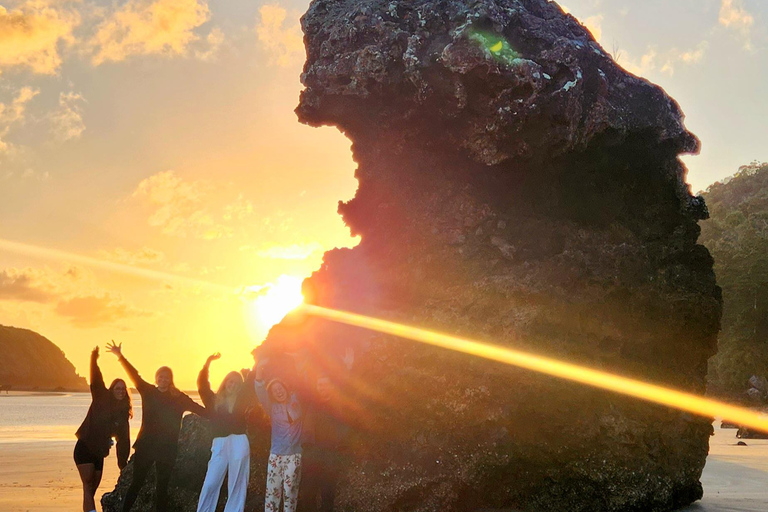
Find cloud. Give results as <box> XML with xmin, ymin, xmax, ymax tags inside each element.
<box><xmin>660</xmin><ymin>41</ymin><xmax>709</xmax><ymax>75</ymax></box>
<box><xmin>0</xmin><ymin>86</ymin><xmax>40</xmax><ymax>153</ymax></box>
<box><xmin>616</xmin><ymin>41</ymin><xmax>708</xmax><ymax>77</ymax></box>
<box><xmin>0</xmin><ymin>268</ymin><xmax>53</xmax><ymax>302</ymax></box>
<box><xmin>256</xmin><ymin>4</ymin><xmax>304</xmax><ymax>67</ymax></box>
<box><xmin>719</xmin><ymin>0</ymin><xmax>754</xmax><ymax>48</ymax></box>
<box><xmin>133</xmin><ymin>170</ymin><xmax>254</xmax><ymax>239</ymax></box>
<box><xmin>0</xmin><ymin>0</ymin><xmax>79</xmax><ymax>75</ymax></box>
<box><xmin>583</xmin><ymin>14</ymin><xmax>603</xmax><ymax>42</ymax></box>
<box><xmin>256</xmin><ymin>242</ymin><xmax>322</xmax><ymax>260</ymax></box>
<box><xmin>55</xmin><ymin>293</ymin><xmax>149</xmax><ymax>327</ymax></box>
<box><xmin>50</xmin><ymin>91</ymin><xmax>85</xmax><ymax>141</ymax></box>
<box><xmin>98</xmin><ymin>246</ymin><xmax>165</xmax><ymax>265</ymax></box>
<box><xmin>194</xmin><ymin>26</ymin><xmax>224</xmax><ymax>61</ymax></box>
<box><xmin>89</xmin><ymin>0</ymin><xmax>210</xmax><ymax>65</ymax></box>
<box><xmin>616</xmin><ymin>47</ymin><xmax>657</xmax><ymax>76</ymax></box>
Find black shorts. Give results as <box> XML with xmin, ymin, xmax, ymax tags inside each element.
<box><xmin>74</xmin><ymin>440</ymin><xmax>105</xmax><ymax>471</ymax></box>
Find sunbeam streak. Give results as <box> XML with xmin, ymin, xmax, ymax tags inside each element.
<box><xmin>0</xmin><ymin>238</ymin><xmax>233</xmax><ymax>294</ymax></box>
<box><xmin>301</xmin><ymin>304</ymin><xmax>768</xmax><ymax>433</ymax></box>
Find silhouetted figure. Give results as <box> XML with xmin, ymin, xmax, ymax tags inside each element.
<box><xmin>253</xmin><ymin>354</ymin><xmax>303</xmax><ymax>512</ymax></box>
<box><xmin>195</xmin><ymin>352</ymin><xmax>257</xmax><ymax>512</ymax></box>
<box><xmin>298</xmin><ymin>349</ymin><xmax>354</xmax><ymax>512</ymax></box>
<box><xmin>297</xmin><ymin>374</ymin><xmax>350</xmax><ymax>512</ymax></box>
<box><xmin>106</xmin><ymin>341</ymin><xmax>207</xmax><ymax>512</ymax></box>
<box><xmin>75</xmin><ymin>346</ymin><xmax>132</xmax><ymax>512</ymax></box>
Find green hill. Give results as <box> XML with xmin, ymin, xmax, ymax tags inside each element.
<box><xmin>700</xmin><ymin>161</ymin><xmax>768</xmax><ymax>395</ymax></box>
<box><xmin>0</xmin><ymin>325</ymin><xmax>87</xmax><ymax>391</ymax></box>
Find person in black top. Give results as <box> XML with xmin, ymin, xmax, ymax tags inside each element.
<box><xmin>297</xmin><ymin>375</ymin><xmax>350</xmax><ymax>512</ymax></box>
<box><xmin>195</xmin><ymin>352</ymin><xmax>257</xmax><ymax>512</ymax></box>
<box><xmin>298</xmin><ymin>348</ymin><xmax>355</xmax><ymax>512</ymax></box>
<box><xmin>75</xmin><ymin>346</ymin><xmax>132</xmax><ymax>512</ymax></box>
<box><xmin>106</xmin><ymin>341</ymin><xmax>207</xmax><ymax>512</ymax></box>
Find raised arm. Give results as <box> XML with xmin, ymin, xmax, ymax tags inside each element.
<box><xmin>114</xmin><ymin>418</ymin><xmax>130</xmax><ymax>470</ymax></box>
<box><xmin>106</xmin><ymin>341</ymin><xmax>150</xmax><ymax>392</ymax></box>
<box><xmin>252</xmin><ymin>357</ymin><xmax>271</xmax><ymax>414</ymax></box>
<box><xmin>182</xmin><ymin>393</ymin><xmax>209</xmax><ymax>417</ymax></box>
<box><xmin>197</xmin><ymin>353</ymin><xmax>220</xmax><ymax>409</ymax></box>
<box><xmin>90</xmin><ymin>346</ymin><xmax>106</xmax><ymax>397</ymax></box>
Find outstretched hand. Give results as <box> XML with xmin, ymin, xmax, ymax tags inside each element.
<box><xmin>106</xmin><ymin>340</ymin><xmax>122</xmax><ymax>358</ymax></box>
<box><xmin>206</xmin><ymin>352</ymin><xmax>221</xmax><ymax>364</ymax></box>
<box><xmin>92</xmin><ymin>346</ymin><xmax>99</xmax><ymax>358</ymax></box>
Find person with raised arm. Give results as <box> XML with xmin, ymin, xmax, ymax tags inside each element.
<box><xmin>75</xmin><ymin>346</ymin><xmax>132</xmax><ymax>512</ymax></box>
<box><xmin>195</xmin><ymin>352</ymin><xmax>257</xmax><ymax>512</ymax></box>
<box><xmin>253</xmin><ymin>352</ymin><xmax>303</xmax><ymax>512</ymax></box>
<box><xmin>106</xmin><ymin>340</ymin><xmax>207</xmax><ymax>512</ymax></box>
<box><xmin>298</xmin><ymin>348</ymin><xmax>355</xmax><ymax>512</ymax></box>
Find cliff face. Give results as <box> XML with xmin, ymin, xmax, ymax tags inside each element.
<box><xmin>0</xmin><ymin>325</ymin><xmax>86</xmax><ymax>390</ymax></box>
<box><xmin>283</xmin><ymin>0</ymin><xmax>721</xmax><ymax>511</ymax></box>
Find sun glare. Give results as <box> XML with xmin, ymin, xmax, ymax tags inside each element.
<box><xmin>247</xmin><ymin>275</ymin><xmax>305</xmax><ymax>332</ymax></box>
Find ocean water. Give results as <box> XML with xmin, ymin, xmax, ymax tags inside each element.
<box><xmin>0</xmin><ymin>391</ymin><xmax>194</xmax><ymax>443</ymax></box>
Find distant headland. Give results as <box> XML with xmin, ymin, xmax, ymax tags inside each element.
<box><xmin>0</xmin><ymin>325</ymin><xmax>87</xmax><ymax>392</ymax></box>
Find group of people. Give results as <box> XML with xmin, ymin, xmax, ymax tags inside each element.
<box><xmin>74</xmin><ymin>341</ymin><xmax>350</xmax><ymax>512</ymax></box>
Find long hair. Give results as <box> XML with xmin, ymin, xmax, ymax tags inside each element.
<box><xmin>155</xmin><ymin>366</ymin><xmax>180</xmax><ymax>397</ymax></box>
<box><xmin>215</xmin><ymin>371</ymin><xmax>244</xmax><ymax>412</ymax></box>
<box><xmin>108</xmin><ymin>378</ymin><xmax>133</xmax><ymax>419</ymax></box>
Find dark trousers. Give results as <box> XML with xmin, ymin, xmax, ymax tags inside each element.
<box><xmin>298</xmin><ymin>447</ymin><xmax>341</xmax><ymax>512</ymax></box>
<box><xmin>121</xmin><ymin>450</ymin><xmax>174</xmax><ymax>512</ymax></box>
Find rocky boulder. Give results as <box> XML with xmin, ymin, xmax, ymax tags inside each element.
<box><xmin>278</xmin><ymin>0</ymin><xmax>720</xmax><ymax>511</ymax></box>
<box><xmin>103</xmin><ymin>1</ymin><xmax>722</xmax><ymax>511</ymax></box>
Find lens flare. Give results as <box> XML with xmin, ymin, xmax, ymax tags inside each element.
<box><xmin>247</xmin><ymin>275</ymin><xmax>305</xmax><ymax>330</ymax></box>
<box><xmin>467</xmin><ymin>27</ymin><xmax>521</xmax><ymax>65</ymax></box>
<box><xmin>302</xmin><ymin>304</ymin><xmax>768</xmax><ymax>433</ymax></box>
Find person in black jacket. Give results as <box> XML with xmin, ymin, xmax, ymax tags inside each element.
<box><xmin>75</xmin><ymin>346</ymin><xmax>132</xmax><ymax>512</ymax></box>
<box><xmin>106</xmin><ymin>341</ymin><xmax>207</xmax><ymax>512</ymax></box>
<box><xmin>297</xmin><ymin>375</ymin><xmax>350</xmax><ymax>512</ymax></box>
<box><xmin>195</xmin><ymin>352</ymin><xmax>257</xmax><ymax>512</ymax></box>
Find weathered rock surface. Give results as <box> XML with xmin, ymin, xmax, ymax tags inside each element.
<box><xmin>286</xmin><ymin>0</ymin><xmax>721</xmax><ymax>510</ymax></box>
<box><xmin>0</xmin><ymin>325</ymin><xmax>86</xmax><ymax>390</ymax></box>
<box><xmin>103</xmin><ymin>1</ymin><xmax>722</xmax><ymax>511</ymax></box>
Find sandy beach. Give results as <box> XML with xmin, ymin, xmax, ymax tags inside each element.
<box><xmin>0</xmin><ymin>420</ymin><xmax>765</xmax><ymax>511</ymax></box>
<box><xmin>0</xmin><ymin>440</ymin><xmax>123</xmax><ymax>511</ymax></box>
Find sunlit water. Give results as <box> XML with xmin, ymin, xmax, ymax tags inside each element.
<box><xmin>0</xmin><ymin>391</ymin><xmax>197</xmax><ymax>443</ymax></box>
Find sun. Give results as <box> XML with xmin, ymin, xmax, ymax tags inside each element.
<box><xmin>247</xmin><ymin>275</ymin><xmax>305</xmax><ymax>331</ymax></box>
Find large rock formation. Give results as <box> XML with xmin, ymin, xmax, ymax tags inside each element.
<box><xmin>103</xmin><ymin>1</ymin><xmax>722</xmax><ymax>511</ymax></box>
<box><xmin>279</xmin><ymin>0</ymin><xmax>721</xmax><ymax>510</ymax></box>
<box><xmin>0</xmin><ymin>325</ymin><xmax>87</xmax><ymax>390</ymax></box>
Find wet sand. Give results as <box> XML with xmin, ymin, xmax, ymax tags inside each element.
<box><xmin>680</xmin><ymin>421</ymin><xmax>768</xmax><ymax>512</ymax></box>
<box><xmin>0</xmin><ymin>422</ymin><xmax>765</xmax><ymax>511</ymax></box>
<box><xmin>0</xmin><ymin>440</ymin><xmax>122</xmax><ymax>512</ymax></box>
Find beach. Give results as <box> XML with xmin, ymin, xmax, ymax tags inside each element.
<box><xmin>1</xmin><ymin>392</ymin><xmax>766</xmax><ymax>511</ymax></box>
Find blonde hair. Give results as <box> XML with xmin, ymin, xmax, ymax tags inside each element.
<box><xmin>215</xmin><ymin>371</ymin><xmax>244</xmax><ymax>412</ymax></box>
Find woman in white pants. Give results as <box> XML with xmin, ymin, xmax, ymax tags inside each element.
<box><xmin>196</xmin><ymin>353</ymin><xmax>256</xmax><ymax>512</ymax></box>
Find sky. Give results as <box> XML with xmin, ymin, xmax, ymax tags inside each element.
<box><xmin>0</xmin><ymin>0</ymin><xmax>765</xmax><ymax>389</ymax></box>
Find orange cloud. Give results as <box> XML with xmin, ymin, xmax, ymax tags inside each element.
<box><xmin>98</xmin><ymin>246</ymin><xmax>166</xmax><ymax>266</ymax></box>
<box><xmin>50</xmin><ymin>91</ymin><xmax>85</xmax><ymax>141</ymax></box>
<box><xmin>256</xmin><ymin>242</ymin><xmax>322</xmax><ymax>260</ymax></box>
<box><xmin>55</xmin><ymin>293</ymin><xmax>150</xmax><ymax>327</ymax></box>
<box><xmin>0</xmin><ymin>86</ymin><xmax>40</xmax><ymax>153</ymax></box>
<box><xmin>0</xmin><ymin>0</ymin><xmax>79</xmax><ymax>75</ymax></box>
<box><xmin>133</xmin><ymin>170</ymin><xmax>255</xmax><ymax>239</ymax></box>
<box><xmin>89</xmin><ymin>0</ymin><xmax>210</xmax><ymax>65</ymax></box>
<box><xmin>0</xmin><ymin>268</ymin><xmax>53</xmax><ymax>303</ymax></box>
<box><xmin>256</xmin><ymin>4</ymin><xmax>304</xmax><ymax>67</ymax></box>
